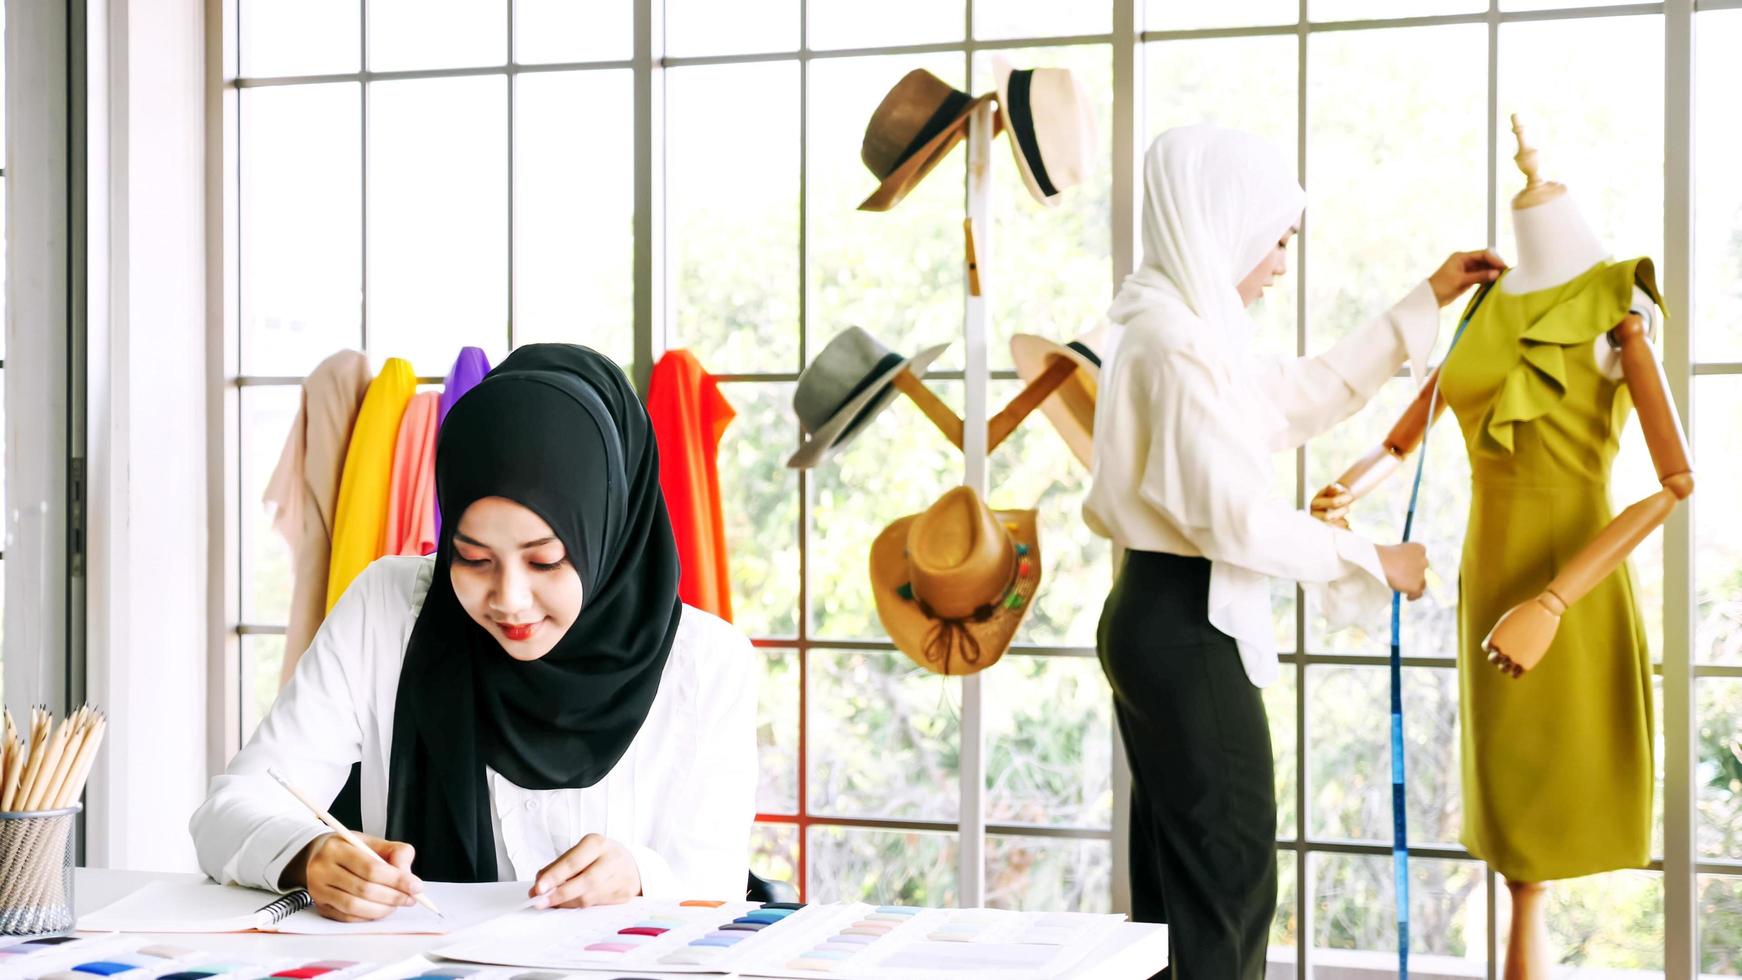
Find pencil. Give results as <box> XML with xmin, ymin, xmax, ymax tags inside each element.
<box><xmin>22</xmin><ymin>709</ymin><xmax>77</xmax><ymax>811</ymax></box>
<box><xmin>53</xmin><ymin>712</ymin><xmax>107</xmax><ymax>809</ymax></box>
<box><xmin>265</xmin><ymin>767</ymin><xmax>444</xmax><ymax>918</ymax></box>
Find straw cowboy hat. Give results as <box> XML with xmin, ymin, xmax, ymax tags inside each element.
<box><xmin>859</xmin><ymin>69</ymin><xmax>996</xmax><ymax>212</ymax></box>
<box><xmin>1008</xmin><ymin>323</ymin><xmax>1111</xmax><ymax>469</ymax></box>
<box><xmin>993</xmin><ymin>57</ymin><xmax>1097</xmax><ymax>208</ymax></box>
<box><xmin>788</xmin><ymin>327</ymin><xmax>950</xmax><ymax>470</ymax></box>
<box><xmin>869</xmin><ymin>486</ymin><xmax>1041</xmax><ymax>676</ymax></box>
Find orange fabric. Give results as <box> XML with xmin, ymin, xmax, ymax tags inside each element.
<box><xmin>647</xmin><ymin>349</ymin><xmax>736</xmax><ymax>621</ymax></box>
<box><xmin>384</xmin><ymin>391</ymin><xmax>441</xmax><ymax>557</ymax></box>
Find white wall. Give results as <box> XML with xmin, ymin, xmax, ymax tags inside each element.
<box><xmin>81</xmin><ymin>0</ymin><xmax>210</xmax><ymax>872</ymax></box>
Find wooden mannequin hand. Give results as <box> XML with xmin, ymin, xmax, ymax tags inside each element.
<box><xmin>1310</xmin><ymin>482</ymin><xmax>1352</xmax><ymax>528</ymax></box>
<box><xmin>529</xmin><ymin>833</ymin><xmax>642</xmax><ymax>909</ymax></box>
<box><xmin>1428</xmin><ymin>249</ymin><xmax>1509</xmax><ymax>307</ymax></box>
<box><xmin>1482</xmin><ymin>593</ymin><xmax>1564</xmax><ymax>678</ymax></box>
<box><xmin>1377</xmin><ymin>542</ymin><xmax>1428</xmax><ymax>600</ymax></box>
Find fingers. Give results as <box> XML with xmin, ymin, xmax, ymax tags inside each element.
<box><xmin>543</xmin><ymin>853</ymin><xmax>638</xmax><ymax>910</ymax></box>
<box><xmin>1486</xmin><ymin>649</ymin><xmax>1525</xmax><ymax>678</ymax></box>
<box><xmin>1309</xmin><ymin>484</ymin><xmax>1352</xmax><ymax>524</ymax></box>
<box><xmin>542</xmin><ymin>862</ymin><xmax>613</xmax><ymax>910</ymax></box>
<box><xmin>377</xmin><ymin>840</ymin><xmax>423</xmax><ymax>887</ymax></box>
<box><xmin>533</xmin><ymin>834</ymin><xmax>609</xmax><ymax>905</ymax></box>
<box><xmin>308</xmin><ymin>861</ymin><xmax>405</xmax><ymax>921</ymax></box>
<box><xmin>326</xmin><ymin>864</ymin><xmax>417</xmax><ymax>911</ymax></box>
<box><xmin>332</xmin><ymin>838</ymin><xmax>422</xmax><ymax>904</ymax></box>
<box><xmin>312</xmin><ymin>884</ymin><xmax>399</xmax><ymax>922</ymax></box>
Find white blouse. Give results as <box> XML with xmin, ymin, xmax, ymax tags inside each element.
<box><xmin>1084</xmin><ymin>282</ymin><xmax>1440</xmax><ymax>687</ymax></box>
<box><xmin>189</xmin><ymin>556</ymin><xmax>758</xmax><ymax>899</ymax></box>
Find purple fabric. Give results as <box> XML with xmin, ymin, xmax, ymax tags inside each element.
<box><xmin>432</xmin><ymin>346</ymin><xmax>493</xmax><ymax>547</ymax></box>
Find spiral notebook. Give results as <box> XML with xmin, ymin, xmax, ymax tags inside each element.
<box><xmin>78</xmin><ymin>879</ymin><xmax>530</xmax><ymax>935</ymax></box>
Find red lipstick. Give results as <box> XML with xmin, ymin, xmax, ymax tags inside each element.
<box><xmin>499</xmin><ymin>621</ymin><xmax>541</xmax><ymax>642</ymax></box>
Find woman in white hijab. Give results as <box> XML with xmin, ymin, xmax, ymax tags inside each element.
<box><xmin>1086</xmin><ymin>125</ymin><xmax>1504</xmax><ymax>978</ymax></box>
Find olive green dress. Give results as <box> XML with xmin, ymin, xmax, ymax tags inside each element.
<box><xmin>1439</xmin><ymin>257</ymin><xmax>1659</xmax><ymax>883</ymax></box>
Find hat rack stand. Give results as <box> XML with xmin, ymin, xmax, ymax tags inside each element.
<box><xmin>886</xmin><ymin>103</ymin><xmax>1079</xmax><ymax>462</ymax></box>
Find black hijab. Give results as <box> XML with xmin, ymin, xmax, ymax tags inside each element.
<box><xmin>384</xmin><ymin>344</ymin><xmax>682</xmax><ymax>882</ymax></box>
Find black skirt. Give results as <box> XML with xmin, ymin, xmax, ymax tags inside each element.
<box><xmin>1098</xmin><ymin>550</ymin><xmax>1277</xmax><ymax>980</ymax></box>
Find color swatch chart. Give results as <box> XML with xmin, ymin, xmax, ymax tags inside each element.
<box><xmin>431</xmin><ymin>900</ymin><xmax>1125</xmax><ymax>978</ymax></box>
<box><xmin>738</xmin><ymin>907</ymin><xmax>1123</xmax><ymax>979</ymax></box>
<box><xmin>433</xmin><ymin>899</ymin><xmax>802</xmax><ymax>974</ymax></box>
<box><xmin>0</xmin><ymin>936</ymin><xmax>380</xmax><ymax>980</ymax></box>
<box><xmin>369</xmin><ymin>961</ymin><xmax>708</xmax><ymax>980</ymax></box>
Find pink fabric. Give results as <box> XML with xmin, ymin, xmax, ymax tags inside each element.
<box><xmin>383</xmin><ymin>392</ymin><xmax>441</xmax><ymax>557</ymax></box>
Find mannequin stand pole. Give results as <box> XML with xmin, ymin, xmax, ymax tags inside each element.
<box><xmin>1503</xmin><ymin>880</ymin><xmax>1551</xmax><ymax>980</ymax></box>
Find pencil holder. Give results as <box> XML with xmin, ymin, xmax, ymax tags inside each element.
<box><xmin>0</xmin><ymin>805</ymin><xmax>80</xmax><ymax>937</ymax></box>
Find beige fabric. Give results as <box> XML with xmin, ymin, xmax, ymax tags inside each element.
<box><xmin>263</xmin><ymin>350</ymin><xmax>372</xmax><ymax>688</ymax></box>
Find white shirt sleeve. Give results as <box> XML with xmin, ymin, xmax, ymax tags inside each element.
<box><xmin>187</xmin><ymin>565</ymin><xmax>381</xmax><ymax>892</ymax></box>
<box><xmin>1254</xmin><ymin>281</ymin><xmax>1439</xmax><ymax>451</ymax></box>
<box><xmin>631</xmin><ymin>617</ymin><xmax>759</xmax><ymax>901</ymax></box>
<box><xmin>1138</xmin><ymin>349</ymin><xmax>1389</xmax><ymax>592</ymax></box>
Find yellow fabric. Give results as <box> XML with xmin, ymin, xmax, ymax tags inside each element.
<box><xmin>1439</xmin><ymin>258</ymin><xmax>1660</xmax><ymax>882</ymax></box>
<box><xmin>326</xmin><ymin>358</ymin><xmax>418</xmax><ymax>613</ymax></box>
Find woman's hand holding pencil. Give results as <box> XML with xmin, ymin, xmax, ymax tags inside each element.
<box><xmin>267</xmin><ymin>767</ymin><xmax>441</xmax><ymax>923</ymax></box>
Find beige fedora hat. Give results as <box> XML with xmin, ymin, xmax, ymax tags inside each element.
<box><xmin>859</xmin><ymin>69</ymin><xmax>996</xmax><ymax>212</ymax></box>
<box><xmin>993</xmin><ymin>57</ymin><xmax>1097</xmax><ymax>208</ymax></box>
<box><xmin>869</xmin><ymin>486</ymin><xmax>1041</xmax><ymax>676</ymax></box>
<box><xmin>1008</xmin><ymin>323</ymin><xmax>1110</xmax><ymax>469</ymax></box>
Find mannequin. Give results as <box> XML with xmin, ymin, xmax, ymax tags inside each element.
<box><xmin>1309</xmin><ymin>116</ymin><xmax>1694</xmax><ymax>980</ymax></box>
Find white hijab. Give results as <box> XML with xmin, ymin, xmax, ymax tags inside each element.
<box><xmin>1105</xmin><ymin>125</ymin><xmax>1308</xmax><ymax>685</ymax></box>
<box><xmin>1108</xmin><ymin>124</ymin><xmax>1305</xmax><ymax>350</ymax></box>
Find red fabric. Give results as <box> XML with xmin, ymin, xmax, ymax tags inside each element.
<box><xmin>647</xmin><ymin>349</ymin><xmax>737</xmax><ymax>621</ymax></box>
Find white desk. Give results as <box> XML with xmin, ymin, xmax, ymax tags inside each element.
<box><xmin>70</xmin><ymin>869</ymin><xmax>1167</xmax><ymax>980</ymax></box>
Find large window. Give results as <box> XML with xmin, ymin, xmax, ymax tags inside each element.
<box><xmin>225</xmin><ymin>2</ymin><xmax>1738</xmax><ymax>976</ymax></box>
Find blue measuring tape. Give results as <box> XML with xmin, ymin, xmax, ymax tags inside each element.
<box><xmin>1391</xmin><ymin>282</ymin><xmax>1490</xmax><ymax>980</ymax></box>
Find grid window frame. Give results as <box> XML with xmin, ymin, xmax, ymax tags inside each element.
<box><xmin>220</xmin><ymin>1</ymin><xmax>1741</xmax><ymax>976</ymax></box>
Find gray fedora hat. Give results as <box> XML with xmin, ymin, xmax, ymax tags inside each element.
<box><xmin>788</xmin><ymin>327</ymin><xmax>950</xmax><ymax>470</ymax></box>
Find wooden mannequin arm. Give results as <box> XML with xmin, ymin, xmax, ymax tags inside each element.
<box><xmin>1483</xmin><ymin>317</ymin><xmax>1694</xmax><ymax>677</ymax></box>
<box><xmin>892</xmin><ymin>368</ymin><xmax>965</xmax><ymax>450</ymax></box>
<box><xmin>1310</xmin><ymin>366</ymin><xmax>1451</xmax><ymax>524</ymax></box>
<box><xmin>891</xmin><ymin>355</ymin><xmax>1076</xmax><ymax>454</ymax></box>
<box><xmin>1611</xmin><ymin>314</ymin><xmax>1694</xmax><ymax>497</ymax></box>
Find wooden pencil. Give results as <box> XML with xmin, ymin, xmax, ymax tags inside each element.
<box><xmin>0</xmin><ymin>704</ymin><xmax>112</xmax><ymax>814</ymax></box>
<box><xmin>0</xmin><ymin>722</ymin><xmax>16</xmax><ymax>811</ymax></box>
<box><xmin>13</xmin><ymin>708</ymin><xmax>50</xmax><ymax>813</ymax></box>
<box><xmin>41</xmin><ymin>709</ymin><xmax>92</xmax><ymax>810</ymax></box>
<box><xmin>53</xmin><ymin>712</ymin><xmax>107</xmax><ymax>809</ymax></box>
<box><xmin>21</xmin><ymin>710</ymin><xmax>74</xmax><ymax>811</ymax></box>
<box><xmin>0</xmin><ymin>708</ymin><xmax>15</xmax><ymax>810</ymax></box>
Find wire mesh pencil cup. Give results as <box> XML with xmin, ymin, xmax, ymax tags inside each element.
<box><xmin>0</xmin><ymin>806</ymin><xmax>80</xmax><ymax>936</ymax></box>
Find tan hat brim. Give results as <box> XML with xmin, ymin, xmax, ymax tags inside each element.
<box><xmin>868</xmin><ymin>507</ymin><xmax>1041</xmax><ymax>675</ymax></box>
<box><xmin>1009</xmin><ymin>333</ymin><xmax>1098</xmax><ymax>469</ymax></box>
<box><xmin>859</xmin><ymin>93</ymin><xmax>997</xmax><ymax>213</ymax></box>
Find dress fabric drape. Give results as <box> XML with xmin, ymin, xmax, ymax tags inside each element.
<box><xmin>263</xmin><ymin>350</ymin><xmax>373</xmax><ymax>687</ymax></box>
<box><xmin>384</xmin><ymin>391</ymin><xmax>440</xmax><ymax>557</ymax></box>
<box><xmin>1441</xmin><ymin>258</ymin><xmax>1659</xmax><ymax>883</ymax></box>
<box><xmin>327</xmin><ymin>357</ymin><xmax>419</xmax><ymax>613</ymax></box>
<box><xmin>647</xmin><ymin>349</ymin><xmax>737</xmax><ymax>621</ymax></box>
<box><xmin>433</xmin><ymin>347</ymin><xmax>493</xmax><ymax>544</ymax></box>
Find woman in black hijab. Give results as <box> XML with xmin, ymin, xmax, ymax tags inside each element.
<box><xmin>190</xmin><ymin>345</ymin><xmax>759</xmax><ymax>920</ymax></box>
